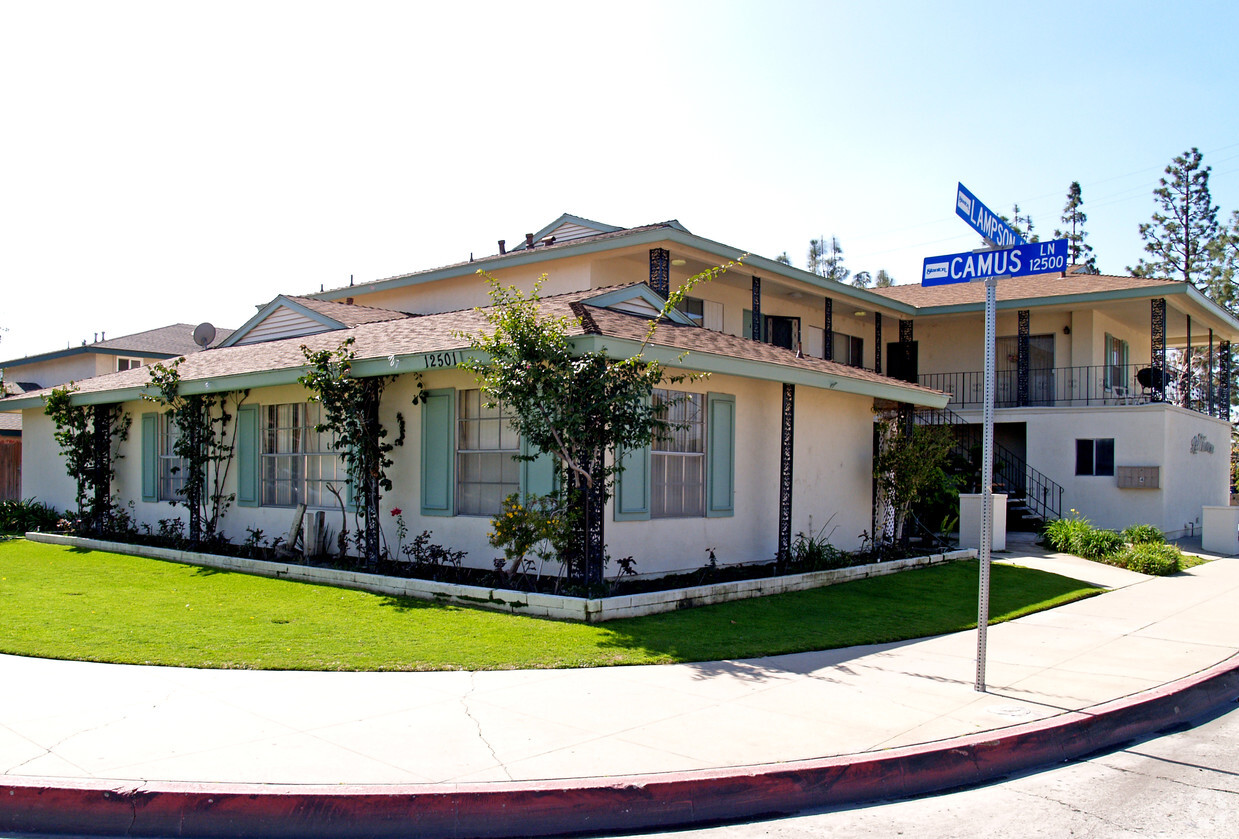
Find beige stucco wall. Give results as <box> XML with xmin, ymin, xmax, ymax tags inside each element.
<box><xmin>20</xmin><ymin>366</ymin><xmax>880</xmax><ymax>578</ymax></box>
<box><xmin>1008</xmin><ymin>403</ymin><xmax>1229</xmax><ymax>536</ymax></box>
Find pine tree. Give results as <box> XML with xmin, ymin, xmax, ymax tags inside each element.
<box><xmin>979</xmin><ymin>205</ymin><xmax>1037</xmax><ymax>247</ymax></box>
<box><xmin>874</xmin><ymin>269</ymin><xmax>894</xmax><ymax>288</ymax></box>
<box><xmin>1129</xmin><ymin>147</ymin><xmax>1220</xmax><ymax>289</ymax></box>
<box><xmin>774</xmin><ymin>251</ymin><xmax>792</xmax><ymax>266</ymax></box>
<box><xmin>807</xmin><ymin>237</ymin><xmax>827</xmax><ymax>275</ymax></box>
<box><xmin>1053</xmin><ymin>181</ymin><xmax>1098</xmax><ymax>273</ymax></box>
<box><xmin>807</xmin><ymin>236</ymin><xmax>849</xmax><ymax>284</ymax></box>
<box><xmin>852</xmin><ymin>271</ymin><xmax>872</xmax><ymax>288</ymax></box>
<box><xmin>1206</xmin><ymin>210</ymin><xmax>1239</xmax><ymax>312</ymax></box>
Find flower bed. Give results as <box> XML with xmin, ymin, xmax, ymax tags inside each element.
<box><xmin>24</xmin><ymin>532</ymin><xmax>974</xmax><ymax>623</ymax></box>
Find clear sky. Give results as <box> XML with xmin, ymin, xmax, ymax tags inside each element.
<box><xmin>2</xmin><ymin>0</ymin><xmax>1237</xmax><ymax>363</ymax></box>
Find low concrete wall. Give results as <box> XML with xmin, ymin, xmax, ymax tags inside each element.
<box><xmin>24</xmin><ymin>533</ymin><xmax>975</xmax><ymax>623</ymax></box>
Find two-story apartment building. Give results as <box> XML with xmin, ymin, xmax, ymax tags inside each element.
<box><xmin>4</xmin><ymin>214</ymin><xmax>1235</xmax><ymax>572</ymax></box>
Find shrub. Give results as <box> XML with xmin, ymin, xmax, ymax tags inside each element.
<box><xmin>1115</xmin><ymin>542</ymin><xmax>1181</xmax><ymax>576</ymax></box>
<box><xmin>1074</xmin><ymin>527</ymin><xmax>1124</xmax><ymax>560</ymax></box>
<box><xmin>1043</xmin><ymin>511</ymin><xmax>1092</xmax><ymax>553</ymax></box>
<box><xmin>0</xmin><ymin>498</ymin><xmax>62</xmax><ymax>534</ymax></box>
<box><xmin>1121</xmin><ymin>523</ymin><xmax>1164</xmax><ymax>545</ymax></box>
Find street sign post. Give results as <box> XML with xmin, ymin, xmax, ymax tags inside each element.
<box><xmin>922</xmin><ymin>238</ymin><xmax>1069</xmax><ymax>286</ymax></box>
<box><xmin>955</xmin><ymin>182</ymin><xmax>1026</xmax><ymax>249</ymax></box>
<box><xmin>930</xmin><ymin>188</ymin><xmax>1069</xmax><ymax>693</ymax></box>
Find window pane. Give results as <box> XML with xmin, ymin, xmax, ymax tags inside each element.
<box><xmin>1096</xmin><ymin>439</ymin><xmax>1115</xmax><ymax>476</ymax></box>
<box><xmin>1075</xmin><ymin>439</ymin><xmax>1094</xmax><ymax>475</ymax></box>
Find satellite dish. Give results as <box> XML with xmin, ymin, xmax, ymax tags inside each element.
<box><xmin>192</xmin><ymin>322</ymin><xmax>217</xmax><ymax>349</ymax></box>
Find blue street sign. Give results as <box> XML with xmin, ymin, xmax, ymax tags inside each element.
<box><xmin>955</xmin><ymin>182</ymin><xmax>1026</xmax><ymax>249</ymax></box>
<box><xmin>922</xmin><ymin>239</ymin><xmax>1070</xmax><ymax>286</ymax></box>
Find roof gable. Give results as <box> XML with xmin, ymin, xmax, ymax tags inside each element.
<box><xmin>222</xmin><ymin>295</ymin><xmax>408</xmax><ymax>347</ymax></box>
<box><xmin>514</xmin><ymin>214</ymin><xmax>623</xmax><ymax>250</ymax></box>
<box><xmin>584</xmin><ymin>285</ymin><xmax>696</xmax><ymax>326</ymax></box>
<box><xmin>222</xmin><ymin>297</ymin><xmax>344</xmax><ymax>347</ymax></box>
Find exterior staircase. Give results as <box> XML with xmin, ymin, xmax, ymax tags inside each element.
<box><xmin>912</xmin><ymin>407</ymin><xmax>1064</xmax><ymax>529</ymax></box>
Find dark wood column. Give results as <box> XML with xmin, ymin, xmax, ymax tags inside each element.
<box><xmin>648</xmin><ymin>248</ymin><xmax>670</xmax><ymax>298</ymax></box>
<box><xmin>751</xmin><ymin>277</ymin><xmax>762</xmax><ymax>342</ymax></box>
<box><xmin>778</xmin><ymin>383</ymin><xmax>794</xmax><ymax>566</ymax></box>
<box><xmin>1017</xmin><ymin>309</ymin><xmax>1030</xmax><ymax>407</ymax></box>
<box><xmin>1151</xmin><ymin>298</ymin><xmax>1167</xmax><ymax>402</ymax></box>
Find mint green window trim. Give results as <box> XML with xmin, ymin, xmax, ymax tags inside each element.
<box><xmin>706</xmin><ymin>392</ymin><xmax>735</xmax><ymax>517</ymax></box>
<box><xmin>614</xmin><ymin>445</ymin><xmax>651</xmax><ymax>521</ymax></box>
<box><xmin>235</xmin><ymin>404</ymin><xmax>260</xmax><ymax>508</ymax></box>
<box><xmin>520</xmin><ymin>439</ymin><xmax>557</xmax><ymax>498</ymax></box>
<box><xmin>140</xmin><ymin>412</ymin><xmax>158</xmax><ymax>503</ymax></box>
<box><xmin>421</xmin><ymin>388</ymin><xmax>455</xmax><ymax>516</ymax></box>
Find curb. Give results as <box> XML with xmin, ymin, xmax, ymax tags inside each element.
<box><xmin>3</xmin><ymin>655</ymin><xmax>1237</xmax><ymax>838</ymax></box>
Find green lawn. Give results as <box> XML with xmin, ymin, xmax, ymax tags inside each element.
<box><xmin>0</xmin><ymin>539</ymin><xmax>1103</xmax><ymax>671</ymax></box>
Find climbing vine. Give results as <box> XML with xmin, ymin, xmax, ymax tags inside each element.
<box><xmin>43</xmin><ymin>385</ymin><xmax>130</xmax><ymax>535</ymax></box>
<box><xmin>299</xmin><ymin>338</ymin><xmax>412</xmax><ymax>567</ymax></box>
<box><xmin>144</xmin><ymin>359</ymin><xmax>244</xmax><ymax>544</ymax></box>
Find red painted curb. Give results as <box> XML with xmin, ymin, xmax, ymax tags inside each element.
<box><xmin>2</xmin><ymin>656</ymin><xmax>1237</xmax><ymax>838</ymax></box>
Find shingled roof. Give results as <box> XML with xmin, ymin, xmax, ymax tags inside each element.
<box><xmin>870</xmin><ymin>272</ymin><xmax>1183</xmax><ymax>308</ymax></box>
<box><xmin>1</xmin><ymin>283</ymin><xmax>945</xmax><ymax>409</ymax></box>
<box><xmin>0</xmin><ymin>323</ymin><xmax>235</xmax><ymax>368</ymax></box>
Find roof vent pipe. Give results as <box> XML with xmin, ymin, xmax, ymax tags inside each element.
<box><xmin>525</xmin><ymin>233</ymin><xmax>534</xmax><ymax>249</ymax></box>
<box><xmin>498</xmin><ymin>240</ymin><xmax>506</xmax><ymax>255</ymax></box>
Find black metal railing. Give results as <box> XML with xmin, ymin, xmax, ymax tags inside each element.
<box><xmin>920</xmin><ymin>361</ymin><xmax>1224</xmax><ymax>417</ymax></box>
<box><xmin>913</xmin><ymin>406</ymin><xmax>1064</xmax><ymax>523</ymax></box>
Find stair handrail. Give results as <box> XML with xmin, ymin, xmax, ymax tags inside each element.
<box><xmin>911</xmin><ymin>406</ymin><xmax>1064</xmax><ymax>522</ymax></box>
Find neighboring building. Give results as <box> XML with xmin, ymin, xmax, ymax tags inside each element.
<box><xmin>3</xmin><ymin>214</ymin><xmax>1236</xmax><ymax>573</ymax></box>
<box><xmin>0</xmin><ymin>323</ymin><xmax>233</xmax><ymax>501</ymax></box>
<box><xmin>0</xmin><ymin>323</ymin><xmax>234</xmax><ymax>391</ymax></box>
<box><xmin>0</xmin><ymin>413</ymin><xmax>19</xmax><ymax>502</ymax></box>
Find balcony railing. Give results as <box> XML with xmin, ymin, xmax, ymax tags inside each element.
<box><xmin>919</xmin><ymin>362</ymin><xmax>1227</xmax><ymax>417</ymax></box>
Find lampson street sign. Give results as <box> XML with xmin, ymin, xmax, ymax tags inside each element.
<box><xmin>955</xmin><ymin>182</ymin><xmax>1026</xmax><ymax>249</ymax></box>
<box><xmin>921</xmin><ymin>238</ymin><xmax>1069</xmax><ymax>286</ymax></box>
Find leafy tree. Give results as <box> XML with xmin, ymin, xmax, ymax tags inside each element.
<box><xmin>145</xmin><ymin>359</ymin><xmax>243</xmax><ymax>545</ymax></box>
<box><xmin>299</xmin><ymin>338</ymin><xmax>410</xmax><ymax>567</ymax></box>
<box><xmin>852</xmin><ymin>271</ymin><xmax>872</xmax><ymax>288</ymax></box>
<box><xmin>460</xmin><ymin>262</ymin><xmax>739</xmax><ymax>586</ymax></box>
<box><xmin>873</xmin><ymin>418</ymin><xmax>957</xmax><ymax>546</ymax></box>
<box><xmin>874</xmin><ymin>269</ymin><xmax>895</xmax><ymax>288</ymax></box>
<box><xmin>1130</xmin><ymin>147</ymin><xmax>1221</xmax><ymax>292</ymax></box>
<box><xmin>1053</xmin><ymin>181</ymin><xmax>1098</xmax><ymax>273</ymax></box>
<box><xmin>774</xmin><ymin>251</ymin><xmax>791</xmax><ymax>266</ymax></box>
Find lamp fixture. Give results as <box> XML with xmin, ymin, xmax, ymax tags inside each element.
<box><xmin>854</xmin><ymin>310</ymin><xmax>867</xmax><ymax>317</ymax></box>
<box><xmin>671</xmin><ymin>258</ymin><xmax>687</xmax><ymax>267</ymax></box>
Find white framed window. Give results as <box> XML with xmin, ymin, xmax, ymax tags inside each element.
<box><xmin>651</xmin><ymin>389</ymin><xmax>705</xmax><ymax>518</ymax></box>
<box><xmin>260</xmin><ymin>403</ymin><xmax>345</xmax><ymax>508</ymax></box>
<box><xmin>456</xmin><ymin>389</ymin><xmax>520</xmax><ymax>516</ymax></box>
<box><xmin>158</xmin><ymin>414</ymin><xmax>186</xmax><ymax>502</ymax></box>
<box><xmin>117</xmin><ymin>357</ymin><xmax>144</xmax><ymax>372</ymax></box>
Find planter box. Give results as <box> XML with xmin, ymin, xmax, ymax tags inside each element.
<box><xmin>24</xmin><ymin>532</ymin><xmax>975</xmax><ymax>623</ymax></box>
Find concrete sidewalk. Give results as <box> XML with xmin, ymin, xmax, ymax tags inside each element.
<box><xmin>2</xmin><ymin>540</ymin><xmax>1237</xmax><ymax>836</ymax></box>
